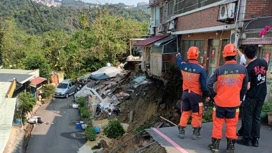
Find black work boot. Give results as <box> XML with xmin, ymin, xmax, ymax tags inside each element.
<box><xmin>226</xmin><ymin>138</ymin><xmax>236</xmax><ymax>152</ymax></box>
<box><xmin>251</xmin><ymin>137</ymin><xmax>259</xmax><ymax>147</ymax></box>
<box><xmin>178</xmin><ymin>126</ymin><xmax>185</xmax><ymax>139</ymax></box>
<box><xmin>192</xmin><ymin>127</ymin><xmax>201</xmax><ymax>140</ymax></box>
<box><xmin>208</xmin><ymin>138</ymin><xmax>221</xmax><ymax>153</ymax></box>
<box><xmin>236</xmin><ymin>138</ymin><xmax>250</xmax><ymax>146</ymax></box>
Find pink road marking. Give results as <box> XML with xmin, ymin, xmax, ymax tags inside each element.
<box><xmin>152</xmin><ymin>128</ymin><xmax>189</xmax><ymax>153</ymax></box>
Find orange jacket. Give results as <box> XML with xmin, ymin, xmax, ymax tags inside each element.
<box><xmin>176</xmin><ymin>54</ymin><xmax>209</xmax><ymax>97</ymax></box>
<box><xmin>207</xmin><ymin>60</ymin><xmax>248</xmax><ymax>107</ymax></box>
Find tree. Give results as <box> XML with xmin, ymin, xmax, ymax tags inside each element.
<box><xmin>24</xmin><ymin>54</ymin><xmax>51</xmax><ymax>79</ymax></box>
<box><xmin>0</xmin><ymin>19</ymin><xmax>28</xmax><ymax>68</ymax></box>
<box><xmin>89</xmin><ymin>10</ymin><xmax>146</xmax><ymax>63</ymax></box>
<box><xmin>17</xmin><ymin>92</ymin><xmax>36</xmax><ymax>120</ymax></box>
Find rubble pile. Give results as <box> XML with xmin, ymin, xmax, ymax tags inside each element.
<box><xmin>74</xmin><ymin>65</ymin><xmax>153</xmax><ymax>119</ymax></box>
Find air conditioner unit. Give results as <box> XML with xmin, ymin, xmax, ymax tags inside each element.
<box><xmin>168</xmin><ymin>20</ymin><xmax>175</xmax><ymax>32</ymax></box>
<box><xmin>219</xmin><ymin>3</ymin><xmax>236</xmax><ymax>20</ymax></box>
<box><xmin>230</xmin><ymin>30</ymin><xmax>240</xmax><ymax>47</ymax></box>
<box><xmin>149</xmin><ymin>27</ymin><xmax>155</xmax><ymax>35</ymax></box>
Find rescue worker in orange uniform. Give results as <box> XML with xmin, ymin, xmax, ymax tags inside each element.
<box><xmin>176</xmin><ymin>46</ymin><xmax>210</xmax><ymax>140</ymax></box>
<box><xmin>207</xmin><ymin>44</ymin><xmax>248</xmax><ymax>152</ymax></box>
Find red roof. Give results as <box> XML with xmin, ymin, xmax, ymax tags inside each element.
<box><xmin>30</xmin><ymin>77</ymin><xmax>47</xmax><ymax>85</ymax></box>
<box><xmin>134</xmin><ymin>35</ymin><xmax>168</xmax><ymax>46</ymax></box>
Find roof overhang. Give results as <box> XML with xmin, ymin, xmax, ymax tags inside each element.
<box><xmin>244</xmin><ymin>16</ymin><xmax>272</xmax><ymax>32</ymax></box>
<box><xmin>30</xmin><ymin>77</ymin><xmax>47</xmax><ymax>87</ymax></box>
<box><xmin>134</xmin><ymin>35</ymin><xmax>169</xmax><ymax>47</ymax></box>
<box><xmin>153</xmin><ymin>35</ymin><xmax>176</xmax><ymax>47</ymax></box>
<box><xmin>240</xmin><ymin>38</ymin><xmax>272</xmax><ymax>45</ymax></box>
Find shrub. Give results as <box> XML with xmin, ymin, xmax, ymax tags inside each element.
<box><xmin>104</xmin><ymin>120</ymin><xmax>125</xmax><ymax>138</ymax></box>
<box><xmin>132</xmin><ymin>125</ymin><xmax>146</xmax><ymax>133</ymax></box>
<box><xmin>42</xmin><ymin>84</ymin><xmax>55</xmax><ymax>99</ymax></box>
<box><xmin>76</xmin><ymin>97</ymin><xmax>86</xmax><ymax>107</ymax></box>
<box><xmin>16</xmin><ymin>92</ymin><xmax>36</xmax><ymax>120</ymax></box>
<box><xmin>85</xmin><ymin>127</ymin><xmax>96</xmax><ymax>141</ymax></box>
<box><xmin>202</xmin><ymin>106</ymin><xmax>213</xmax><ymax>123</ymax></box>
<box><xmin>262</xmin><ymin>102</ymin><xmax>272</xmax><ymax>111</ymax></box>
<box><xmin>80</xmin><ymin>106</ymin><xmax>89</xmax><ymax>118</ymax></box>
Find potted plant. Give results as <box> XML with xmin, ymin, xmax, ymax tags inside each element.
<box><xmin>262</xmin><ymin>102</ymin><xmax>272</xmax><ymax>125</ymax></box>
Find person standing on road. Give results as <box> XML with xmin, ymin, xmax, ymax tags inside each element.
<box><xmin>236</xmin><ymin>45</ymin><xmax>268</xmax><ymax>147</ymax></box>
<box><xmin>207</xmin><ymin>44</ymin><xmax>248</xmax><ymax>152</ymax></box>
<box><xmin>176</xmin><ymin>46</ymin><xmax>210</xmax><ymax>140</ymax></box>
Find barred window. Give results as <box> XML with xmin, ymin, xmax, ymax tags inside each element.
<box><xmin>174</xmin><ymin>0</ymin><xmax>222</xmax><ymax>15</ymax></box>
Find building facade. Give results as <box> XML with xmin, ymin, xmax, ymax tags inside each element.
<box><xmin>146</xmin><ymin>0</ymin><xmax>272</xmax><ymax>100</ymax></box>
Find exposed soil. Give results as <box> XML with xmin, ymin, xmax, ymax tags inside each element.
<box><xmin>22</xmin><ymin>124</ymin><xmax>34</xmax><ymax>153</ymax></box>
<box><xmin>103</xmin><ymin>69</ymin><xmax>182</xmax><ymax>153</ymax></box>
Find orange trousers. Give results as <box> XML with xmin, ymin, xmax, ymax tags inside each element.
<box><xmin>179</xmin><ymin>102</ymin><xmax>203</xmax><ymax>128</ymax></box>
<box><xmin>211</xmin><ymin>106</ymin><xmax>239</xmax><ymax>139</ymax></box>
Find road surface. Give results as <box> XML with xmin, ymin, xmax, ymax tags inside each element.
<box><xmin>26</xmin><ymin>96</ymin><xmax>87</xmax><ymax>153</ymax></box>
<box><xmin>147</xmin><ymin>122</ymin><xmax>272</xmax><ymax>153</ymax></box>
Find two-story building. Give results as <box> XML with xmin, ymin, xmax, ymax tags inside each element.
<box><xmin>137</xmin><ymin>0</ymin><xmax>272</xmax><ymax>100</ymax></box>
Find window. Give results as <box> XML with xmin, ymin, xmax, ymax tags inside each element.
<box><xmin>219</xmin><ymin>39</ymin><xmax>230</xmax><ymax>65</ymax></box>
<box><xmin>174</xmin><ymin>0</ymin><xmax>222</xmax><ymax>15</ymax></box>
<box><xmin>151</xmin><ymin>7</ymin><xmax>155</xmax><ymax>26</ymax></box>
<box><xmin>182</xmin><ymin>40</ymin><xmax>205</xmax><ymax>64</ymax></box>
<box><xmin>168</xmin><ymin>0</ymin><xmax>174</xmax><ymax>17</ymax></box>
<box><xmin>57</xmin><ymin>83</ymin><xmax>68</xmax><ymax>89</ymax></box>
<box><xmin>155</xmin><ymin>6</ymin><xmax>160</xmax><ymax>26</ymax></box>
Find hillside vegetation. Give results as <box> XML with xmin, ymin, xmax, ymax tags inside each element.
<box><xmin>0</xmin><ymin>0</ymin><xmax>149</xmax><ymax>79</ymax></box>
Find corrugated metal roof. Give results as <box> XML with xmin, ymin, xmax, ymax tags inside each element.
<box><xmin>153</xmin><ymin>35</ymin><xmax>176</xmax><ymax>46</ymax></box>
<box><xmin>0</xmin><ymin>69</ymin><xmax>35</xmax><ymax>74</ymax></box>
<box><xmin>0</xmin><ymin>82</ymin><xmax>11</xmax><ymax>97</ymax></box>
<box><xmin>0</xmin><ymin>97</ymin><xmax>17</xmax><ymax>153</ymax></box>
<box><xmin>0</xmin><ymin>73</ymin><xmax>33</xmax><ymax>84</ymax></box>
<box><xmin>240</xmin><ymin>38</ymin><xmax>272</xmax><ymax>45</ymax></box>
<box><xmin>30</xmin><ymin>77</ymin><xmax>47</xmax><ymax>85</ymax></box>
<box><xmin>134</xmin><ymin>35</ymin><xmax>168</xmax><ymax>46</ymax></box>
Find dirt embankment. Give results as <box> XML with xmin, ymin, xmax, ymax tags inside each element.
<box><xmin>105</xmin><ymin>71</ymin><xmax>182</xmax><ymax>153</ymax></box>
<box><xmin>22</xmin><ymin>124</ymin><xmax>34</xmax><ymax>153</ymax></box>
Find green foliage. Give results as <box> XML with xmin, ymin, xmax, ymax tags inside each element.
<box><xmin>202</xmin><ymin>105</ymin><xmax>213</xmax><ymax>123</ymax></box>
<box><xmin>0</xmin><ymin>0</ymin><xmax>150</xmax><ymax>34</ymax></box>
<box><xmin>262</xmin><ymin>102</ymin><xmax>272</xmax><ymax>112</ymax></box>
<box><xmin>0</xmin><ymin>1</ymin><xmax>149</xmax><ymax>79</ymax></box>
<box><xmin>17</xmin><ymin>92</ymin><xmax>36</xmax><ymax>119</ymax></box>
<box><xmin>24</xmin><ymin>54</ymin><xmax>51</xmax><ymax>79</ymax></box>
<box><xmin>104</xmin><ymin>120</ymin><xmax>125</xmax><ymax>138</ymax></box>
<box><xmin>76</xmin><ymin>97</ymin><xmax>86</xmax><ymax>107</ymax></box>
<box><xmin>85</xmin><ymin>127</ymin><xmax>96</xmax><ymax>141</ymax></box>
<box><xmin>89</xmin><ymin>10</ymin><xmax>145</xmax><ymax>63</ymax></box>
<box><xmin>132</xmin><ymin>125</ymin><xmax>148</xmax><ymax>133</ymax></box>
<box><xmin>42</xmin><ymin>84</ymin><xmax>55</xmax><ymax>99</ymax></box>
<box><xmin>80</xmin><ymin>106</ymin><xmax>90</xmax><ymax>118</ymax></box>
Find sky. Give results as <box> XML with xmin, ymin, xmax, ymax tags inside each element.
<box><xmin>82</xmin><ymin>0</ymin><xmax>149</xmax><ymax>6</ymax></box>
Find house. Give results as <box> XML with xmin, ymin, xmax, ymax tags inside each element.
<box><xmin>0</xmin><ymin>69</ymin><xmax>43</xmax><ymax>152</ymax></box>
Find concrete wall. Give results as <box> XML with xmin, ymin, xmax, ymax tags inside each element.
<box><xmin>176</xmin><ymin>7</ymin><xmax>225</xmax><ymax>31</ymax></box>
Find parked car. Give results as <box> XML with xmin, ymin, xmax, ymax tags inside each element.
<box><xmin>55</xmin><ymin>79</ymin><xmax>77</xmax><ymax>98</ymax></box>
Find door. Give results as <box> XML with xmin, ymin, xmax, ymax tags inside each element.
<box><xmin>259</xmin><ymin>45</ymin><xmax>272</xmax><ymax>103</ymax></box>
<box><xmin>207</xmin><ymin>39</ymin><xmax>220</xmax><ymax>76</ymax></box>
